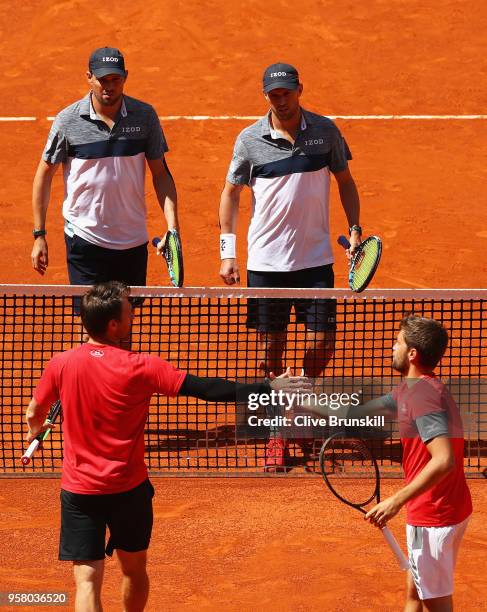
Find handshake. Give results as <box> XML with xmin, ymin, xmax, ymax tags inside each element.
<box><xmin>263</xmin><ymin>368</ymin><xmax>353</xmax><ymax>421</ymax></box>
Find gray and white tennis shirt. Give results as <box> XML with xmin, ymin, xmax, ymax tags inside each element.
<box><xmin>226</xmin><ymin>109</ymin><xmax>352</xmax><ymax>272</ymax></box>
<box><xmin>43</xmin><ymin>93</ymin><xmax>167</xmax><ymax>249</ymax></box>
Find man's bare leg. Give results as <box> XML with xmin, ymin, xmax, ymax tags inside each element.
<box><xmin>73</xmin><ymin>560</ymin><xmax>104</xmax><ymax>612</ymax></box>
<box><xmin>404</xmin><ymin>571</ymin><xmax>422</xmax><ymax>612</ymax></box>
<box><xmin>257</xmin><ymin>331</ymin><xmax>287</xmax><ymax>376</ymax></box>
<box><xmin>303</xmin><ymin>330</ymin><xmax>335</xmax><ymax>378</ymax></box>
<box><xmin>117</xmin><ymin>549</ymin><xmax>149</xmax><ymax>612</ymax></box>
<box><xmin>422</xmin><ymin>596</ymin><xmax>453</xmax><ymax>612</ymax></box>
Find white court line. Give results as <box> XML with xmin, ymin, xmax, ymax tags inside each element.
<box><xmin>329</xmin><ymin>114</ymin><xmax>487</xmax><ymax>120</ymax></box>
<box><xmin>0</xmin><ymin>116</ymin><xmax>37</xmax><ymax>121</ymax></box>
<box><xmin>0</xmin><ymin>115</ymin><xmax>485</xmax><ymax>122</ymax></box>
<box><xmin>162</xmin><ymin>114</ymin><xmax>487</xmax><ymax>121</ymax></box>
<box><xmin>35</xmin><ymin>114</ymin><xmax>487</xmax><ymax>122</ymax></box>
<box><xmin>156</xmin><ymin>114</ymin><xmax>487</xmax><ymax>121</ymax></box>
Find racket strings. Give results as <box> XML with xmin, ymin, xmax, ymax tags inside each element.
<box><xmin>164</xmin><ymin>237</ymin><xmax>178</xmax><ymax>282</ymax></box>
<box><xmin>350</xmin><ymin>241</ymin><xmax>380</xmax><ymax>291</ymax></box>
<box><xmin>169</xmin><ymin>242</ymin><xmax>179</xmax><ymax>274</ymax></box>
<box><xmin>164</xmin><ymin>236</ymin><xmax>174</xmax><ymax>265</ymax></box>
<box><xmin>165</xmin><ymin>234</ymin><xmax>183</xmax><ymax>286</ymax></box>
<box><xmin>322</xmin><ymin>439</ymin><xmax>377</xmax><ymax>507</ymax></box>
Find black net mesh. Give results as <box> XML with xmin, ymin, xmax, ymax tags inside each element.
<box><xmin>1</xmin><ymin>286</ymin><xmax>485</xmax><ymax>477</ymax></box>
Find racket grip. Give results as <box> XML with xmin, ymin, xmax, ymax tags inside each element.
<box><xmin>21</xmin><ymin>439</ymin><xmax>40</xmax><ymax>465</ymax></box>
<box><xmin>152</xmin><ymin>237</ymin><xmax>161</xmax><ymax>248</ymax></box>
<box><xmin>381</xmin><ymin>526</ymin><xmax>410</xmax><ymax>571</ymax></box>
<box><xmin>337</xmin><ymin>235</ymin><xmax>351</xmax><ymax>250</ymax></box>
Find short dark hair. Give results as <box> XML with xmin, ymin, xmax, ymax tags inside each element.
<box><xmin>400</xmin><ymin>315</ymin><xmax>449</xmax><ymax>370</ymax></box>
<box><xmin>80</xmin><ymin>281</ymin><xmax>130</xmax><ymax>337</ymax></box>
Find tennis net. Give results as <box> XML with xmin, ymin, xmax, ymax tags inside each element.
<box><xmin>1</xmin><ymin>286</ymin><xmax>486</xmax><ymax>477</ymax></box>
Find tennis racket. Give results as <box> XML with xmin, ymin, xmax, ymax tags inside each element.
<box><xmin>319</xmin><ymin>433</ymin><xmax>409</xmax><ymax>570</ymax></box>
<box><xmin>338</xmin><ymin>235</ymin><xmax>382</xmax><ymax>292</ymax></box>
<box><xmin>152</xmin><ymin>230</ymin><xmax>184</xmax><ymax>287</ymax></box>
<box><xmin>21</xmin><ymin>400</ymin><xmax>62</xmax><ymax>465</ymax></box>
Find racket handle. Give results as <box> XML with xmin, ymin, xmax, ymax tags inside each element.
<box><xmin>337</xmin><ymin>235</ymin><xmax>351</xmax><ymax>250</ymax></box>
<box><xmin>21</xmin><ymin>439</ymin><xmax>40</xmax><ymax>465</ymax></box>
<box><xmin>152</xmin><ymin>236</ymin><xmax>161</xmax><ymax>248</ymax></box>
<box><xmin>381</xmin><ymin>526</ymin><xmax>410</xmax><ymax>571</ymax></box>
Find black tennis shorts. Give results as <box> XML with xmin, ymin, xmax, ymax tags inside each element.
<box><xmin>65</xmin><ymin>233</ymin><xmax>148</xmax><ymax>311</ymax></box>
<box><xmin>247</xmin><ymin>265</ymin><xmax>336</xmax><ymax>333</ymax></box>
<box><xmin>59</xmin><ymin>479</ymin><xmax>155</xmax><ymax>561</ymax></box>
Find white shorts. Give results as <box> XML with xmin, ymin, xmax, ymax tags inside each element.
<box><xmin>406</xmin><ymin>516</ymin><xmax>470</xmax><ymax>600</ymax></box>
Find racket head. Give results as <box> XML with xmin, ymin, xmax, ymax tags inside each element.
<box><xmin>319</xmin><ymin>434</ymin><xmax>380</xmax><ymax>510</ymax></box>
<box><xmin>348</xmin><ymin>236</ymin><xmax>382</xmax><ymax>292</ymax></box>
<box><xmin>164</xmin><ymin>230</ymin><xmax>184</xmax><ymax>287</ymax></box>
<box><xmin>153</xmin><ymin>231</ymin><xmax>184</xmax><ymax>287</ymax></box>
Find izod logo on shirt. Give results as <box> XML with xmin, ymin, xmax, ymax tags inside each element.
<box><xmin>90</xmin><ymin>349</ymin><xmax>104</xmax><ymax>358</ymax></box>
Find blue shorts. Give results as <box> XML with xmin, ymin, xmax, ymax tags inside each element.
<box><xmin>246</xmin><ymin>265</ymin><xmax>336</xmax><ymax>333</ymax></box>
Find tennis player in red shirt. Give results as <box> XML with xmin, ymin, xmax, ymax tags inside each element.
<box><xmin>365</xmin><ymin>316</ymin><xmax>472</xmax><ymax>612</ymax></box>
<box><xmin>25</xmin><ymin>281</ymin><xmax>308</xmax><ymax>612</ymax></box>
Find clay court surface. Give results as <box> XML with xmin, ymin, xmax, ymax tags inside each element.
<box><xmin>1</xmin><ymin>0</ymin><xmax>486</xmax><ymax>289</ymax></box>
<box><xmin>1</xmin><ymin>479</ymin><xmax>486</xmax><ymax>611</ymax></box>
<box><xmin>0</xmin><ymin>0</ymin><xmax>486</xmax><ymax>610</ymax></box>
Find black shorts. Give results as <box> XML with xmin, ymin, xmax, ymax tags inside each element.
<box><xmin>65</xmin><ymin>233</ymin><xmax>148</xmax><ymax>311</ymax></box>
<box><xmin>247</xmin><ymin>265</ymin><xmax>336</xmax><ymax>333</ymax></box>
<box><xmin>59</xmin><ymin>479</ymin><xmax>154</xmax><ymax>561</ymax></box>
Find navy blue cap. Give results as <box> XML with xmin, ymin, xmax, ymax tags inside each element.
<box><xmin>89</xmin><ymin>47</ymin><xmax>127</xmax><ymax>78</ymax></box>
<box><xmin>263</xmin><ymin>63</ymin><xmax>299</xmax><ymax>93</ymax></box>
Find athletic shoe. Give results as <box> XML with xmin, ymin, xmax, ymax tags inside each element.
<box><xmin>264</xmin><ymin>436</ymin><xmax>290</xmax><ymax>472</ymax></box>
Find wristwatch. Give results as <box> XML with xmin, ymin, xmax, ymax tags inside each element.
<box><xmin>32</xmin><ymin>229</ymin><xmax>47</xmax><ymax>238</ymax></box>
<box><xmin>349</xmin><ymin>225</ymin><xmax>362</xmax><ymax>236</ymax></box>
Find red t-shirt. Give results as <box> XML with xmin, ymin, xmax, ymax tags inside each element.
<box><xmin>34</xmin><ymin>344</ymin><xmax>187</xmax><ymax>494</ymax></box>
<box><xmin>393</xmin><ymin>375</ymin><xmax>472</xmax><ymax>527</ymax></box>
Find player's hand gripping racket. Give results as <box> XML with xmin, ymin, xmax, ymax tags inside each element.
<box><xmin>152</xmin><ymin>230</ymin><xmax>184</xmax><ymax>287</ymax></box>
<box><xmin>21</xmin><ymin>400</ymin><xmax>62</xmax><ymax>465</ymax></box>
<box><xmin>319</xmin><ymin>433</ymin><xmax>409</xmax><ymax>570</ymax></box>
<box><xmin>338</xmin><ymin>235</ymin><xmax>382</xmax><ymax>292</ymax></box>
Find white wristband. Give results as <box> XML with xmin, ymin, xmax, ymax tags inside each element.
<box><xmin>220</xmin><ymin>233</ymin><xmax>236</xmax><ymax>259</ymax></box>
